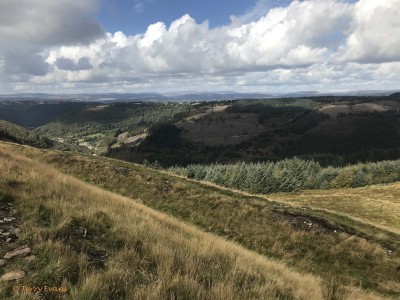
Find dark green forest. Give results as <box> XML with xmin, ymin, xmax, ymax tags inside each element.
<box><xmin>1</xmin><ymin>95</ymin><xmax>399</xmax><ymax>172</ymax></box>
<box><xmin>169</xmin><ymin>158</ymin><xmax>400</xmax><ymax>194</ymax></box>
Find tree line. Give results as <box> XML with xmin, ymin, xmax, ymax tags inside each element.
<box><xmin>169</xmin><ymin>158</ymin><xmax>400</xmax><ymax>194</ymax></box>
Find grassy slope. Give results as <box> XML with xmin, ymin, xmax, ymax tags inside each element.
<box><xmin>269</xmin><ymin>184</ymin><xmax>400</xmax><ymax>235</ymax></box>
<box><xmin>2</xmin><ymin>142</ymin><xmax>399</xmax><ymax>298</ymax></box>
<box><xmin>0</xmin><ymin>148</ymin><xmax>325</xmax><ymax>299</ymax></box>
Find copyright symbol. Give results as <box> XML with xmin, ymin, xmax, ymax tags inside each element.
<box><xmin>13</xmin><ymin>285</ymin><xmax>19</xmax><ymax>292</ymax></box>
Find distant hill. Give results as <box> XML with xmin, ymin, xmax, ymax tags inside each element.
<box><xmin>109</xmin><ymin>96</ymin><xmax>400</xmax><ymax>167</ymax></box>
<box><xmin>1</xmin><ymin>95</ymin><xmax>400</xmax><ymax>166</ymax></box>
<box><xmin>0</xmin><ymin>101</ymin><xmax>88</xmax><ymax>128</ymax></box>
<box><xmin>0</xmin><ymin>119</ymin><xmax>89</xmax><ymax>153</ymax></box>
<box><xmin>0</xmin><ymin>119</ymin><xmax>53</xmax><ymax>148</ymax></box>
<box><xmin>0</xmin><ymin>90</ymin><xmax>398</xmax><ymax>102</ymax></box>
<box><xmin>390</xmin><ymin>92</ymin><xmax>400</xmax><ymax>97</ymax></box>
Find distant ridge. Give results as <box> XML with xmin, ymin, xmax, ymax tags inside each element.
<box><xmin>1</xmin><ymin>89</ymin><xmax>399</xmax><ymax>102</ymax></box>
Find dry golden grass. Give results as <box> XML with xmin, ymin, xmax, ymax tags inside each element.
<box><xmin>0</xmin><ymin>142</ymin><xmax>394</xmax><ymax>299</ymax></box>
<box><xmin>0</xmin><ymin>143</ymin><xmax>399</xmax><ymax>299</ymax></box>
<box><xmin>163</xmin><ymin>165</ymin><xmax>400</xmax><ymax>236</ymax></box>
<box><xmin>0</xmin><ymin>149</ymin><xmax>328</xmax><ymax>299</ymax></box>
<box><xmin>269</xmin><ymin>183</ymin><xmax>400</xmax><ymax>235</ymax></box>
<box><xmin>162</xmin><ymin>168</ymin><xmax>400</xmax><ymax>238</ymax></box>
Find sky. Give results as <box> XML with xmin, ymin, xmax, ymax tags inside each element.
<box><xmin>0</xmin><ymin>0</ymin><xmax>399</xmax><ymax>94</ymax></box>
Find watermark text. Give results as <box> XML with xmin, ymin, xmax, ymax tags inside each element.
<box><xmin>13</xmin><ymin>285</ymin><xmax>68</xmax><ymax>294</ymax></box>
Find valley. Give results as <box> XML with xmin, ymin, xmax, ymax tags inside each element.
<box><xmin>2</xmin><ymin>0</ymin><xmax>400</xmax><ymax>298</ymax></box>
<box><xmin>1</xmin><ymin>94</ymin><xmax>400</xmax><ymax>299</ymax></box>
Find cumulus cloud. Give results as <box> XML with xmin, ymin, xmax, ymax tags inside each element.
<box><xmin>338</xmin><ymin>0</ymin><xmax>400</xmax><ymax>63</ymax></box>
<box><xmin>0</xmin><ymin>0</ymin><xmax>103</xmax><ymax>84</ymax></box>
<box><xmin>47</xmin><ymin>0</ymin><xmax>353</xmax><ymax>78</ymax></box>
<box><xmin>56</xmin><ymin>57</ymin><xmax>92</xmax><ymax>71</ymax></box>
<box><xmin>235</xmin><ymin>0</ymin><xmax>292</xmax><ymax>24</ymax></box>
<box><xmin>0</xmin><ymin>0</ymin><xmax>399</xmax><ymax>93</ymax></box>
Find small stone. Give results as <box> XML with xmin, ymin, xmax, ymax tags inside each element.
<box><xmin>24</xmin><ymin>255</ymin><xmax>36</xmax><ymax>262</ymax></box>
<box><xmin>6</xmin><ymin>238</ymin><xmax>12</xmax><ymax>243</ymax></box>
<box><xmin>4</xmin><ymin>245</ymin><xmax>31</xmax><ymax>260</ymax></box>
<box><xmin>1</xmin><ymin>270</ymin><xmax>25</xmax><ymax>282</ymax></box>
<box><xmin>0</xmin><ymin>259</ymin><xmax>6</xmax><ymax>267</ymax></box>
<box><xmin>10</xmin><ymin>227</ymin><xmax>21</xmax><ymax>237</ymax></box>
<box><xmin>14</xmin><ymin>228</ymin><xmax>22</xmax><ymax>237</ymax></box>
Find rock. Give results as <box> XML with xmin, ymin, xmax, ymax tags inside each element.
<box><xmin>6</xmin><ymin>238</ymin><xmax>11</xmax><ymax>243</ymax></box>
<box><xmin>1</xmin><ymin>270</ymin><xmax>25</xmax><ymax>282</ymax></box>
<box><xmin>4</xmin><ymin>245</ymin><xmax>31</xmax><ymax>260</ymax></box>
<box><xmin>3</xmin><ymin>217</ymin><xmax>15</xmax><ymax>222</ymax></box>
<box><xmin>9</xmin><ymin>227</ymin><xmax>21</xmax><ymax>237</ymax></box>
<box><xmin>0</xmin><ymin>259</ymin><xmax>6</xmax><ymax>267</ymax></box>
<box><xmin>24</xmin><ymin>255</ymin><xmax>36</xmax><ymax>262</ymax></box>
<box><xmin>13</xmin><ymin>228</ymin><xmax>22</xmax><ymax>237</ymax></box>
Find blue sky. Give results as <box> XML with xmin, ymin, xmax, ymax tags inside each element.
<box><xmin>0</xmin><ymin>0</ymin><xmax>399</xmax><ymax>94</ymax></box>
<box><xmin>98</xmin><ymin>0</ymin><xmax>292</xmax><ymax>34</ymax></box>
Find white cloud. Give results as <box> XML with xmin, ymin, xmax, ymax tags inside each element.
<box><xmin>134</xmin><ymin>4</ymin><xmax>145</xmax><ymax>14</ymax></box>
<box><xmin>337</xmin><ymin>0</ymin><xmax>400</xmax><ymax>63</ymax></box>
<box><xmin>236</xmin><ymin>0</ymin><xmax>292</xmax><ymax>24</ymax></box>
<box><xmin>133</xmin><ymin>0</ymin><xmax>153</xmax><ymax>14</ymax></box>
<box><xmin>0</xmin><ymin>0</ymin><xmax>399</xmax><ymax>93</ymax></box>
<box><xmin>0</xmin><ymin>0</ymin><xmax>103</xmax><ymax>81</ymax></box>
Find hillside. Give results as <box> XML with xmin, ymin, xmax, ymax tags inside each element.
<box><xmin>269</xmin><ymin>183</ymin><xmax>400</xmax><ymax>235</ymax></box>
<box><xmin>0</xmin><ymin>120</ymin><xmax>89</xmax><ymax>153</ymax></box>
<box><xmin>0</xmin><ymin>101</ymin><xmax>88</xmax><ymax>128</ymax></box>
<box><xmin>0</xmin><ymin>100</ymin><xmax>210</xmax><ymax>155</ymax></box>
<box><xmin>109</xmin><ymin>96</ymin><xmax>400</xmax><ymax>166</ymax></box>
<box><xmin>0</xmin><ymin>144</ymin><xmax>326</xmax><ymax>299</ymax></box>
<box><xmin>2</xmin><ymin>142</ymin><xmax>399</xmax><ymax>299</ymax></box>
<box><xmin>0</xmin><ymin>120</ymin><xmax>53</xmax><ymax>149</ymax></box>
<box><xmin>2</xmin><ymin>96</ymin><xmax>399</xmax><ymax>167</ymax></box>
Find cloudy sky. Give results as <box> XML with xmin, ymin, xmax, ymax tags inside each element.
<box><xmin>0</xmin><ymin>0</ymin><xmax>399</xmax><ymax>94</ymax></box>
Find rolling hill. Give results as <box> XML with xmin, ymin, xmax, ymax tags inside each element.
<box><xmin>0</xmin><ymin>143</ymin><xmax>323</xmax><ymax>299</ymax></box>
<box><xmin>1</xmin><ymin>141</ymin><xmax>398</xmax><ymax>299</ymax></box>
<box><xmin>0</xmin><ymin>120</ymin><xmax>53</xmax><ymax>149</ymax></box>
<box><xmin>1</xmin><ymin>96</ymin><xmax>399</xmax><ymax>168</ymax></box>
